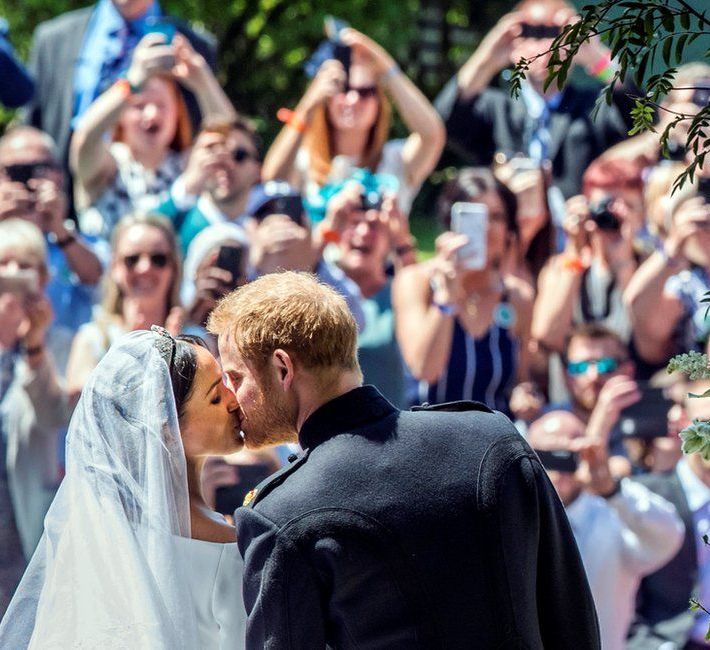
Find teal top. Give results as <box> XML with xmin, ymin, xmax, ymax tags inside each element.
<box><xmin>357</xmin><ymin>279</ymin><xmax>407</xmax><ymax>409</ymax></box>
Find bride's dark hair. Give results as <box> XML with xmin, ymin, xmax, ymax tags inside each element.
<box><xmin>152</xmin><ymin>327</ymin><xmax>209</xmax><ymax>419</ymax></box>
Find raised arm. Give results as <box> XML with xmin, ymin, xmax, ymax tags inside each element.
<box><xmin>261</xmin><ymin>61</ymin><xmax>346</xmax><ymax>184</ymax></box>
<box><xmin>622</xmin><ymin>198</ymin><xmax>704</xmax><ymax>363</ymax></box>
<box><xmin>342</xmin><ymin>29</ymin><xmax>445</xmax><ymax>189</ymax></box>
<box><xmin>392</xmin><ymin>234</ymin><xmax>467</xmax><ymax>384</ymax></box>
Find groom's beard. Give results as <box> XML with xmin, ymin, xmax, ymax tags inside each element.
<box><xmin>242</xmin><ymin>377</ymin><xmax>298</xmax><ymax>449</ymax></box>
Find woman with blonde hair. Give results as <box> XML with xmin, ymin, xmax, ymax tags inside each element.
<box><xmin>65</xmin><ymin>213</ymin><xmax>184</xmax><ymax>402</ymax></box>
<box><xmin>262</xmin><ymin>28</ymin><xmax>445</xmax><ymax>215</ymax></box>
<box><xmin>71</xmin><ymin>32</ymin><xmax>237</xmax><ymax>240</ymax></box>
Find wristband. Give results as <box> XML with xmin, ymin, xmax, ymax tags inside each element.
<box><xmin>277</xmin><ymin>108</ymin><xmax>307</xmax><ymax>134</ymax></box>
<box><xmin>561</xmin><ymin>255</ymin><xmax>587</xmax><ymax>274</ymax></box>
<box><xmin>588</xmin><ymin>53</ymin><xmax>615</xmax><ymax>83</ymax></box>
<box><xmin>433</xmin><ymin>301</ymin><xmax>457</xmax><ymax>316</ymax></box>
<box><xmin>657</xmin><ymin>244</ymin><xmax>682</xmax><ymax>269</ymax></box>
<box><xmin>114</xmin><ymin>78</ymin><xmax>133</xmax><ymax>99</ymax></box>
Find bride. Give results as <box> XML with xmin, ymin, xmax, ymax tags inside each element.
<box><xmin>0</xmin><ymin>326</ymin><xmax>246</xmax><ymax>648</ymax></box>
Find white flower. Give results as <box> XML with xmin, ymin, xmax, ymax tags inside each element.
<box><xmin>680</xmin><ymin>420</ymin><xmax>710</xmax><ymax>461</ymax></box>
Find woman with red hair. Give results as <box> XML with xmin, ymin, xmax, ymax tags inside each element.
<box><xmin>70</xmin><ymin>33</ymin><xmax>237</xmax><ymax>240</ymax></box>
<box><xmin>262</xmin><ymin>28</ymin><xmax>445</xmax><ymax>216</ymax></box>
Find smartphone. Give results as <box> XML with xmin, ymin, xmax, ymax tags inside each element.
<box><xmin>534</xmin><ymin>449</ymin><xmax>579</xmax><ymax>473</ymax></box>
<box><xmin>324</xmin><ymin>16</ymin><xmax>351</xmax><ymax>79</ymax></box>
<box><xmin>508</xmin><ymin>157</ymin><xmax>539</xmax><ymax>174</ymax></box>
<box><xmin>324</xmin><ymin>15</ymin><xmax>349</xmax><ymax>42</ymax></box>
<box><xmin>698</xmin><ymin>177</ymin><xmax>710</xmax><ymax>204</ymax></box>
<box><xmin>143</xmin><ymin>16</ymin><xmax>176</xmax><ymax>44</ymax></box>
<box><xmin>215</xmin><ymin>246</ymin><xmax>244</xmax><ymax>282</ymax></box>
<box><xmin>254</xmin><ymin>195</ymin><xmax>304</xmax><ymax>226</ymax></box>
<box><xmin>214</xmin><ymin>463</ymin><xmax>274</xmax><ymax>515</ymax></box>
<box><xmin>618</xmin><ymin>384</ymin><xmax>674</xmax><ymax>440</ymax></box>
<box><xmin>0</xmin><ymin>269</ymin><xmax>40</xmax><ymax>295</ymax></box>
<box><xmin>451</xmin><ymin>202</ymin><xmax>488</xmax><ymax>270</ymax></box>
<box><xmin>521</xmin><ymin>23</ymin><xmax>561</xmax><ymax>39</ymax></box>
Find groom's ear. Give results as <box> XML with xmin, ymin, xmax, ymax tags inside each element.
<box><xmin>271</xmin><ymin>349</ymin><xmax>295</xmax><ymax>390</ymax></box>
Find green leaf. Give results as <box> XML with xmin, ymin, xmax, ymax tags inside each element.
<box><xmin>663</xmin><ymin>36</ymin><xmax>674</xmax><ymax>65</ymax></box>
<box><xmin>681</xmin><ymin>11</ymin><xmax>690</xmax><ymax>31</ymax></box>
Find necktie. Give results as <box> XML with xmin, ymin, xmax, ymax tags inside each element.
<box><xmin>96</xmin><ymin>22</ymin><xmax>141</xmax><ymax>98</ymax></box>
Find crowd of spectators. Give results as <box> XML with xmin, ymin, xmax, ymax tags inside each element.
<box><xmin>2</xmin><ymin>0</ymin><xmax>710</xmax><ymax>647</ymax></box>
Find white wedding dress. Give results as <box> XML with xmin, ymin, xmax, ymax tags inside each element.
<box><xmin>0</xmin><ymin>330</ymin><xmax>248</xmax><ymax>649</ymax></box>
<box><xmin>177</xmin><ymin>538</ymin><xmax>246</xmax><ymax>649</ymax></box>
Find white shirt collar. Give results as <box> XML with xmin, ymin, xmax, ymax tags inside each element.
<box><xmin>677</xmin><ymin>458</ymin><xmax>710</xmax><ymax>513</ymax></box>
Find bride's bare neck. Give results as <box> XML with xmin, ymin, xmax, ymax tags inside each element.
<box><xmin>186</xmin><ymin>456</ymin><xmax>236</xmax><ymax>543</ymax></box>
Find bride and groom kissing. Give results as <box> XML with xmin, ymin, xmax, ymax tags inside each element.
<box><xmin>1</xmin><ymin>272</ymin><xmax>601</xmax><ymax>649</ymax></box>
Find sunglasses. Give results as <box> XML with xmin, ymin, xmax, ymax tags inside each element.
<box><xmin>122</xmin><ymin>252</ymin><xmax>170</xmax><ymax>270</ymax></box>
<box><xmin>566</xmin><ymin>356</ymin><xmax>621</xmax><ymax>376</ymax></box>
<box><xmin>232</xmin><ymin>147</ymin><xmax>259</xmax><ymax>164</ymax></box>
<box><xmin>343</xmin><ymin>85</ymin><xmax>378</xmax><ymax>100</ymax></box>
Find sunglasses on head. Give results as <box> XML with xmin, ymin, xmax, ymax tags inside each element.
<box><xmin>343</xmin><ymin>85</ymin><xmax>378</xmax><ymax>100</ymax></box>
<box><xmin>232</xmin><ymin>147</ymin><xmax>258</xmax><ymax>164</ymax></box>
<box><xmin>122</xmin><ymin>252</ymin><xmax>170</xmax><ymax>270</ymax></box>
<box><xmin>566</xmin><ymin>356</ymin><xmax>621</xmax><ymax>376</ymax></box>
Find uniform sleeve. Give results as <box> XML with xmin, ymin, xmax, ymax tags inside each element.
<box><xmin>236</xmin><ymin>506</ymin><xmax>328</xmax><ymax>650</ymax></box>
<box><xmin>496</xmin><ymin>455</ymin><xmax>601</xmax><ymax>650</ymax></box>
<box><xmin>610</xmin><ymin>478</ymin><xmax>684</xmax><ymax>576</ymax></box>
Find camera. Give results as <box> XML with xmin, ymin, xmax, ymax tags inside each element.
<box><xmin>360</xmin><ymin>189</ymin><xmax>383</xmax><ymax>212</ymax></box>
<box><xmin>588</xmin><ymin>197</ymin><xmax>621</xmax><ymax>231</ymax></box>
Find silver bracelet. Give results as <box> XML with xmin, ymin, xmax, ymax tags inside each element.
<box><xmin>380</xmin><ymin>63</ymin><xmax>401</xmax><ymax>82</ymax></box>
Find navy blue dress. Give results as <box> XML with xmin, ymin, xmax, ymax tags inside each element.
<box><xmin>417</xmin><ymin>306</ymin><xmax>518</xmax><ymax>414</ymax></box>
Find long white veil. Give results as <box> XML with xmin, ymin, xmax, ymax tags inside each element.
<box><xmin>0</xmin><ymin>330</ymin><xmax>199</xmax><ymax>649</ymax></box>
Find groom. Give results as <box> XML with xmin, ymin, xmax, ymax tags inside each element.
<box><xmin>208</xmin><ymin>271</ymin><xmax>600</xmax><ymax>649</ymax></box>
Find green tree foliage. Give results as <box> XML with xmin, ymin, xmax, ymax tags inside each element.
<box><xmin>1</xmin><ymin>0</ymin><xmax>514</xmax><ymax>142</ymax></box>
<box><xmin>510</xmin><ymin>0</ymin><xmax>710</xmax><ymax>191</ymax></box>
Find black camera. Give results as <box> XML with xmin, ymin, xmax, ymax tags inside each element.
<box><xmin>589</xmin><ymin>197</ymin><xmax>621</xmax><ymax>231</ymax></box>
<box><xmin>360</xmin><ymin>189</ymin><xmax>383</xmax><ymax>211</ymax></box>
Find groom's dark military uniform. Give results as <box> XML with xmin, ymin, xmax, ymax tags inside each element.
<box><xmin>235</xmin><ymin>386</ymin><xmax>600</xmax><ymax>649</ymax></box>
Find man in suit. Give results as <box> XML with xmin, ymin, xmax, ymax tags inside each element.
<box><xmin>207</xmin><ymin>271</ymin><xmax>600</xmax><ymax>649</ymax></box>
<box><xmin>628</xmin><ymin>381</ymin><xmax>710</xmax><ymax>650</ymax></box>
<box><xmin>435</xmin><ymin>0</ymin><xmax>630</xmax><ymax>201</ymax></box>
<box><xmin>23</xmin><ymin>0</ymin><xmax>216</xmax><ymax>172</ymax></box>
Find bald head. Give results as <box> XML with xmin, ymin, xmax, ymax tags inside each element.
<box><xmin>0</xmin><ymin>126</ymin><xmax>58</xmax><ymax>166</ymax></box>
<box><xmin>528</xmin><ymin>410</ymin><xmax>586</xmax><ymax>451</ymax></box>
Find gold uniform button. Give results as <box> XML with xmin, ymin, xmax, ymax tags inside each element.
<box><xmin>243</xmin><ymin>489</ymin><xmax>258</xmax><ymax>506</ymax></box>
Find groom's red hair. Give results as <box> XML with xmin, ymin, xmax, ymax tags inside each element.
<box><xmin>207</xmin><ymin>271</ymin><xmax>360</xmax><ymax>374</ymax></box>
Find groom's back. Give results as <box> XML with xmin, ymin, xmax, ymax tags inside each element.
<box><xmin>236</xmin><ymin>395</ymin><xmax>599</xmax><ymax>649</ymax></box>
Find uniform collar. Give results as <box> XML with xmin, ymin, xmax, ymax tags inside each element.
<box><xmin>298</xmin><ymin>385</ymin><xmax>398</xmax><ymax>451</ymax></box>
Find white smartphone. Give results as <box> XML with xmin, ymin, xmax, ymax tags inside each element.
<box><xmin>451</xmin><ymin>202</ymin><xmax>488</xmax><ymax>270</ymax></box>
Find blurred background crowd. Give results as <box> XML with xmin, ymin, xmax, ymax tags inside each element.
<box><xmin>1</xmin><ymin>0</ymin><xmax>710</xmax><ymax>647</ymax></box>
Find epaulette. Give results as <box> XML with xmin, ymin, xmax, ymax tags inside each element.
<box><xmin>410</xmin><ymin>400</ymin><xmax>493</xmax><ymax>413</ymax></box>
<box><xmin>242</xmin><ymin>450</ymin><xmax>310</xmax><ymax>509</ymax></box>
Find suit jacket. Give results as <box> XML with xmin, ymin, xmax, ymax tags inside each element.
<box><xmin>435</xmin><ymin>78</ymin><xmax>630</xmax><ymax>198</ymax></box>
<box><xmin>627</xmin><ymin>471</ymin><xmax>698</xmax><ymax>649</ymax></box>
<box><xmin>235</xmin><ymin>386</ymin><xmax>600</xmax><ymax>649</ymax></box>
<box><xmin>23</xmin><ymin>6</ymin><xmax>217</xmax><ymax>167</ymax></box>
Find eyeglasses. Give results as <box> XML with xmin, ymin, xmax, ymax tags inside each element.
<box><xmin>343</xmin><ymin>85</ymin><xmax>378</xmax><ymax>100</ymax></box>
<box><xmin>122</xmin><ymin>252</ymin><xmax>170</xmax><ymax>270</ymax></box>
<box><xmin>566</xmin><ymin>356</ymin><xmax>622</xmax><ymax>376</ymax></box>
<box><xmin>232</xmin><ymin>147</ymin><xmax>259</xmax><ymax>164</ymax></box>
